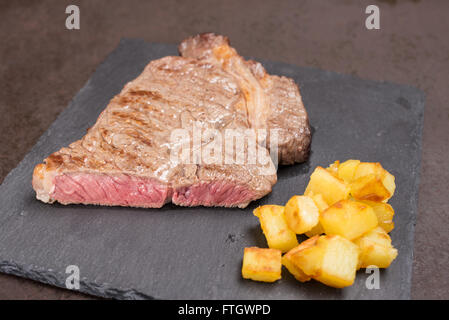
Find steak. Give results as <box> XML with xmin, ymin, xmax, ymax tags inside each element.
<box><xmin>32</xmin><ymin>33</ymin><xmax>311</xmax><ymax>208</ymax></box>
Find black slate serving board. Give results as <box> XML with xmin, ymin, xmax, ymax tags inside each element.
<box><xmin>0</xmin><ymin>39</ymin><xmax>424</xmax><ymax>299</ymax></box>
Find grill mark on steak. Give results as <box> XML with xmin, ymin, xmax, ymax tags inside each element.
<box><xmin>32</xmin><ymin>33</ymin><xmax>310</xmax><ymax>208</ymax></box>
<box><xmin>128</xmin><ymin>89</ymin><xmax>163</xmax><ymax>99</ymax></box>
<box><xmin>46</xmin><ymin>154</ymin><xmax>64</xmax><ymax>169</ymax></box>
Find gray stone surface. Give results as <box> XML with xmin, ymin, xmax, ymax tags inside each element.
<box><xmin>0</xmin><ymin>40</ymin><xmax>424</xmax><ymax>299</ymax></box>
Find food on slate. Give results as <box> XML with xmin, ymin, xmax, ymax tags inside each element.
<box><xmin>304</xmin><ymin>194</ymin><xmax>328</xmax><ymax>237</ymax></box>
<box><xmin>253</xmin><ymin>205</ymin><xmax>298</xmax><ymax>252</ymax></box>
<box><xmin>353</xmin><ymin>227</ymin><xmax>397</xmax><ymax>269</ymax></box>
<box><xmin>290</xmin><ymin>235</ymin><xmax>360</xmax><ymax>288</ymax></box>
<box><xmin>284</xmin><ymin>195</ymin><xmax>320</xmax><ymax>234</ymax></box>
<box><xmin>320</xmin><ymin>200</ymin><xmax>378</xmax><ymax>240</ymax></box>
<box><xmin>350</xmin><ymin>162</ymin><xmax>396</xmax><ymax>202</ymax></box>
<box><xmin>305</xmin><ymin>166</ymin><xmax>350</xmax><ymax>206</ymax></box>
<box><xmin>242</xmin><ymin>160</ymin><xmax>398</xmax><ymax>288</ymax></box>
<box><xmin>360</xmin><ymin>201</ymin><xmax>395</xmax><ymax>233</ymax></box>
<box><xmin>281</xmin><ymin>236</ymin><xmax>318</xmax><ymax>282</ymax></box>
<box><xmin>32</xmin><ymin>33</ymin><xmax>311</xmax><ymax>209</ymax></box>
<box><xmin>242</xmin><ymin>247</ymin><xmax>282</xmax><ymax>282</ymax></box>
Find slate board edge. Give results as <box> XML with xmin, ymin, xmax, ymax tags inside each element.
<box><xmin>401</xmin><ymin>90</ymin><xmax>425</xmax><ymax>299</ymax></box>
<box><xmin>0</xmin><ymin>260</ymin><xmax>152</xmax><ymax>300</ymax></box>
<box><xmin>0</xmin><ymin>38</ymin><xmax>426</xmax><ymax>300</ymax></box>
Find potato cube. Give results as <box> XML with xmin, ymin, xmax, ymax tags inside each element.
<box><xmin>350</xmin><ymin>174</ymin><xmax>390</xmax><ymax>202</ymax></box>
<box><xmin>242</xmin><ymin>247</ymin><xmax>282</xmax><ymax>282</ymax></box>
<box><xmin>320</xmin><ymin>200</ymin><xmax>378</xmax><ymax>240</ymax></box>
<box><xmin>351</xmin><ymin>163</ymin><xmax>396</xmax><ymax>202</ymax></box>
<box><xmin>305</xmin><ymin>167</ymin><xmax>350</xmax><ymax>206</ymax></box>
<box><xmin>353</xmin><ymin>227</ymin><xmax>398</xmax><ymax>269</ymax></box>
<box><xmin>305</xmin><ymin>194</ymin><xmax>328</xmax><ymax>237</ymax></box>
<box><xmin>361</xmin><ymin>201</ymin><xmax>395</xmax><ymax>233</ymax></box>
<box><xmin>337</xmin><ymin>159</ymin><xmax>361</xmax><ymax>183</ymax></box>
<box><xmin>326</xmin><ymin>160</ymin><xmax>340</xmax><ymax>176</ymax></box>
<box><xmin>282</xmin><ymin>236</ymin><xmax>319</xmax><ymax>282</ymax></box>
<box><xmin>315</xmin><ymin>235</ymin><xmax>360</xmax><ymax>288</ymax></box>
<box><xmin>284</xmin><ymin>196</ymin><xmax>319</xmax><ymax>234</ymax></box>
<box><xmin>353</xmin><ymin>162</ymin><xmax>384</xmax><ymax>179</ymax></box>
<box><xmin>253</xmin><ymin>205</ymin><xmax>299</xmax><ymax>252</ymax></box>
<box><xmin>289</xmin><ymin>238</ymin><xmax>325</xmax><ymax>277</ymax></box>
<box><xmin>291</xmin><ymin>235</ymin><xmax>360</xmax><ymax>288</ymax></box>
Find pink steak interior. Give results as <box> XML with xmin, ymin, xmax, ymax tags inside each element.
<box><xmin>172</xmin><ymin>181</ymin><xmax>255</xmax><ymax>207</ymax></box>
<box><xmin>51</xmin><ymin>173</ymin><xmax>256</xmax><ymax>208</ymax></box>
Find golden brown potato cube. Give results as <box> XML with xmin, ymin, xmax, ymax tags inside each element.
<box><xmin>305</xmin><ymin>167</ymin><xmax>350</xmax><ymax>206</ymax></box>
<box><xmin>351</xmin><ymin>174</ymin><xmax>392</xmax><ymax>202</ymax></box>
<box><xmin>351</xmin><ymin>162</ymin><xmax>396</xmax><ymax>202</ymax></box>
<box><xmin>326</xmin><ymin>160</ymin><xmax>340</xmax><ymax>176</ymax></box>
<box><xmin>284</xmin><ymin>196</ymin><xmax>320</xmax><ymax>234</ymax></box>
<box><xmin>337</xmin><ymin>159</ymin><xmax>361</xmax><ymax>183</ymax></box>
<box><xmin>291</xmin><ymin>235</ymin><xmax>360</xmax><ymax>288</ymax></box>
<box><xmin>353</xmin><ymin>227</ymin><xmax>398</xmax><ymax>269</ymax></box>
<box><xmin>320</xmin><ymin>200</ymin><xmax>378</xmax><ymax>240</ymax></box>
<box><xmin>289</xmin><ymin>238</ymin><xmax>325</xmax><ymax>277</ymax></box>
<box><xmin>282</xmin><ymin>236</ymin><xmax>319</xmax><ymax>282</ymax></box>
<box><xmin>253</xmin><ymin>205</ymin><xmax>299</xmax><ymax>252</ymax></box>
<box><xmin>242</xmin><ymin>247</ymin><xmax>282</xmax><ymax>282</ymax></box>
<box><xmin>314</xmin><ymin>235</ymin><xmax>360</xmax><ymax>288</ymax></box>
<box><xmin>361</xmin><ymin>201</ymin><xmax>395</xmax><ymax>233</ymax></box>
<box><xmin>305</xmin><ymin>194</ymin><xmax>328</xmax><ymax>237</ymax></box>
<box><xmin>353</xmin><ymin>162</ymin><xmax>384</xmax><ymax>179</ymax></box>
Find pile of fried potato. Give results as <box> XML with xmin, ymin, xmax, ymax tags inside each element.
<box><xmin>241</xmin><ymin>160</ymin><xmax>398</xmax><ymax>288</ymax></box>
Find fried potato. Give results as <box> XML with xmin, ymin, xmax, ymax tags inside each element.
<box><xmin>304</xmin><ymin>194</ymin><xmax>328</xmax><ymax>237</ymax></box>
<box><xmin>326</xmin><ymin>160</ymin><xmax>340</xmax><ymax>176</ymax></box>
<box><xmin>242</xmin><ymin>247</ymin><xmax>282</xmax><ymax>282</ymax></box>
<box><xmin>337</xmin><ymin>159</ymin><xmax>361</xmax><ymax>183</ymax></box>
<box><xmin>353</xmin><ymin>227</ymin><xmax>398</xmax><ymax>269</ymax></box>
<box><xmin>305</xmin><ymin>167</ymin><xmax>350</xmax><ymax>206</ymax></box>
<box><xmin>284</xmin><ymin>196</ymin><xmax>319</xmax><ymax>234</ymax></box>
<box><xmin>253</xmin><ymin>205</ymin><xmax>299</xmax><ymax>252</ymax></box>
<box><xmin>353</xmin><ymin>162</ymin><xmax>384</xmax><ymax>179</ymax></box>
<box><xmin>243</xmin><ymin>160</ymin><xmax>398</xmax><ymax>289</ymax></box>
<box><xmin>351</xmin><ymin>174</ymin><xmax>391</xmax><ymax>202</ymax></box>
<box><xmin>351</xmin><ymin>162</ymin><xmax>396</xmax><ymax>202</ymax></box>
<box><xmin>282</xmin><ymin>236</ymin><xmax>319</xmax><ymax>282</ymax></box>
<box><xmin>361</xmin><ymin>200</ymin><xmax>395</xmax><ymax>233</ymax></box>
<box><xmin>291</xmin><ymin>235</ymin><xmax>360</xmax><ymax>288</ymax></box>
<box><xmin>382</xmin><ymin>171</ymin><xmax>396</xmax><ymax>200</ymax></box>
<box><xmin>320</xmin><ymin>200</ymin><xmax>378</xmax><ymax>240</ymax></box>
<box><xmin>289</xmin><ymin>237</ymin><xmax>324</xmax><ymax>277</ymax></box>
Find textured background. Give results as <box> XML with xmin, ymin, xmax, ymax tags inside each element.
<box><xmin>0</xmin><ymin>0</ymin><xmax>447</xmax><ymax>299</ymax></box>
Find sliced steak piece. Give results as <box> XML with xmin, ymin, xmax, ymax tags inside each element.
<box><xmin>33</xmin><ymin>55</ymin><xmax>276</xmax><ymax>208</ymax></box>
<box><xmin>179</xmin><ymin>33</ymin><xmax>311</xmax><ymax>164</ymax></box>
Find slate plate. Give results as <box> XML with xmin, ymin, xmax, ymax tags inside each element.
<box><xmin>0</xmin><ymin>39</ymin><xmax>424</xmax><ymax>300</ymax></box>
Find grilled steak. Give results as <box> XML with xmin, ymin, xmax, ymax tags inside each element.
<box><xmin>32</xmin><ymin>33</ymin><xmax>310</xmax><ymax>208</ymax></box>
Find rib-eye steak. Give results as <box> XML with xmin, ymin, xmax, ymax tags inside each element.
<box><xmin>32</xmin><ymin>33</ymin><xmax>311</xmax><ymax>208</ymax></box>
